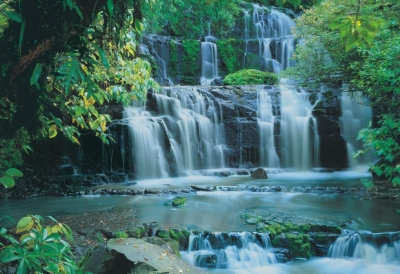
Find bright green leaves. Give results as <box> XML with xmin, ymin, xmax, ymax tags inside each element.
<box><xmin>0</xmin><ymin>215</ymin><xmax>79</xmax><ymax>274</ymax></box>
<box><xmin>0</xmin><ymin>174</ymin><xmax>14</xmax><ymax>188</ymax></box>
<box><xmin>30</xmin><ymin>63</ymin><xmax>43</xmax><ymax>89</ymax></box>
<box><xmin>330</xmin><ymin>15</ymin><xmax>386</xmax><ymax>51</ymax></box>
<box><xmin>0</xmin><ymin>168</ymin><xmax>23</xmax><ymax>188</ymax></box>
<box><xmin>56</xmin><ymin>53</ymin><xmax>84</xmax><ymax>96</ymax></box>
<box><xmin>107</xmin><ymin>0</ymin><xmax>114</xmax><ymax>16</ymax></box>
<box><xmin>15</xmin><ymin>216</ymin><xmax>34</xmax><ymax>234</ymax></box>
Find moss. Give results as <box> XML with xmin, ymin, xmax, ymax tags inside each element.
<box><xmin>156</xmin><ymin>229</ymin><xmax>170</xmax><ymax>239</ymax></box>
<box><xmin>127</xmin><ymin>227</ymin><xmax>145</xmax><ymax>239</ymax></box>
<box><xmin>172</xmin><ymin>196</ymin><xmax>186</xmax><ymax>207</ymax></box>
<box><xmin>286</xmin><ymin>233</ymin><xmax>311</xmax><ymax>259</ymax></box>
<box><xmin>164</xmin><ymin>238</ymin><xmax>181</xmax><ymax>258</ymax></box>
<box><xmin>182</xmin><ymin>229</ymin><xmax>190</xmax><ymax>238</ymax></box>
<box><xmin>169</xmin><ymin>40</ymin><xmax>179</xmax><ymax>76</ymax></box>
<box><xmin>216</xmin><ymin>38</ymin><xmax>244</xmax><ymax>75</ymax></box>
<box><xmin>169</xmin><ymin>228</ymin><xmax>183</xmax><ymax>241</ymax></box>
<box><xmin>182</xmin><ymin>40</ymin><xmax>200</xmax><ymax>77</ymax></box>
<box><xmin>114</xmin><ymin>231</ymin><xmax>128</xmax><ymax>239</ymax></box>
<box><xmin>224</xmin><ymin>69</ymin><xmax>278</xmax><ymax>85</ymax></box>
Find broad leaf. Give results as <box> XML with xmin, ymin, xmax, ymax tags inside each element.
<box><xmin>4</xmin><ymin>11</ymin><xmax>22</xmax><ymax>23</ymax></box>
<box><xmin>30</xmin><ymin>63</ymin><xmax>43</xmax><ymax>86</ymax></box>
<box><xmin>107</xmin><ymin>0</ymin><xmax>114</xmax><ymax>16</ymax></box>
<box><xmin>16</xmin><ymin>216</ymin><xmax>34</xmax><ymax>234</ymax></box>
<box><xmin>75</xmin><ymin>106</ymin><xmax>88</xmax><ymax>116</ymax></box>
<box><xmin>0</xmin><ymin>175</ymin><xmax>15</xmax><ymax>188</ymax></box>
<box><xmin>6</xmin><ymin>168</ymin><xmax>23</xmax><ymax>177</ymax></box>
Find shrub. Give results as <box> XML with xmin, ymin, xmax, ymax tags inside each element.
<box><xmin>0</xmin><ymin>215</ymin><xmax>83</xmax><ymax>274</ymax></box>
<box><xmin>223</xmin><ymin>69</ymin><xmax>278</xmax><ymax>85</ymax></box>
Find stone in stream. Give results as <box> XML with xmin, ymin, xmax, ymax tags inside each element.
<box><xmin>251</xmin><ymin>168</ymin><xmax>268</xmax><ymax>179</ymax></box>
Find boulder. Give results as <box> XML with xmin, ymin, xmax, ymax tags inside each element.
<box><xmin>251</xmin><ymin>168</ymin><xmax>268</xmax><ymax>179</ymax></box>
<box><xmin>98</xmin><ymin>238</ymin><xmax>207</xmax><ymax>274</ymax></box>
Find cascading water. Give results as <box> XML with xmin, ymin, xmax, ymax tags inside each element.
<box><xmin>329</xmin><ymin>230</ymin><xmax>400</xmax><ymax>264</ymax></box>
<box><xmin>339</xmin><ymin>90</ymin><xmax>374</xmax><ymax>167</ymax></box>
<box><xmin>244</xmin><ymin>5</ymin><xmax>296</xmax><ymax>73</ymax></box>
<box><xmin>124</xmin><ymin>87</ymin><xmax>226</xmax><ymax>179</ymax></box>
<box><xmin>257</xmin><ymin>86</ymin><xmax>280</xmax><ymax>167</ymax></box>
<box><xmin>182</xmin><ymin>232</ymin><xmax>277</xmax><ymax>270</ymax></box>
<box><xmin>280</xmin><ymin>81</ymin><xmax>320</xmax><ymax>169</ymax></box>
<box><xmin>200</xmin><ymin>36</ymin><xmax>219</xmax><ymax>86</ymax></box>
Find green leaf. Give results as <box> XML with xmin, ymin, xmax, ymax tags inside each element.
<box><xmin>75</xmin><ymin>106</ymin><xmax>88</xmax><ymax>116</ymax></box>
<box><xmin>16</xmin><ymin>216</ymin><xmax>34</xmax><ymax>234</ymax></box>
<box><xmin>4</xmin><ymin>11</ymin><xmax>22</xmax><ymax>23</ymax></box>
<box><xmin>30</xmin><ymin>63</ymin><xmax>43</xmax><ymax>87</ymax></box>
<box><xmin>92</xmin><ymin>44</ymin><xmax>109</xmax><ymax>68</ymax></box>
<box><xmin>107</xmin><ymin>0</ymin><xmax>114</xmax><ymax>16</ymax></box>
<box><xmin>18</xmin><ymin>19</ymin><xmax>25</xmax><ymax>56</ymax></box>
<box><xmin>73</xmin><ymin>5</ymin><xmax>83</xmax><ymax>19</ymax></box>
<box><xmin>0</xmin><ymin>253</ymin><xmax>21</xmax><ymax>263</ymax></box>
<box><xmin>0</xmin><ymin>175</ymin><xmax>15</xmax><ymax>188</ymax></box>
<box><xmin>16</xmin><ymin>258</ymin><xmax>28</xmax><ymax>274</ymax></box>
<box><xmin>6</xmin><ymin>168</ymin><xmax>23</xmax><ymax>177</ymax></box>
<box><xmin>49</xmin><ymin>124</ymin><xmax>58</xmax><ymax>138</ymax></box>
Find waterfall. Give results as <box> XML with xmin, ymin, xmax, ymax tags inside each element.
<box><xmin>200</xmin><ymin>36</ymin><xmax>219</xmax><ymax>86</ymax></box>
<box><xmin>141</xmin><ymin>35</ymin><xmax>174</xmax><ymax>86</ymax></box>
<box><xmin>124</xmin><ymin>87</ymin><xmax>225</xmax><ymax>179</ymax></box>
<box><xmin>257</xmin><ymin>86</ymin><xmax>280</xmax><ymax>167</ymax></box>
<box><xmin>183</xmin><ymin>232</ymin><xmax>277</xmax><ymax>269</ymax></box>
<box><xmin>244</xmin><ymin>5</ymin><xmax>296</xmax><ymax>73</ymax></box>
<box><xmin>279</xmin><ymin>81</ymin><xmax>320</xmax><ymax>169</ymax></box>
<box><xmin>329</xmin><ymin>230</ymin><xmax>400</xmax><ymax>264</ymax></box>
<box><xmin>339</xmin><ymin>90</ymin><xmax>374</xmax><ymax>167</ymax></box>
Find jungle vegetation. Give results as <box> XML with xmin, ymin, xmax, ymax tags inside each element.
<box><xmin>0</xmin><ymin>0</ymin><xmax>399</xmax><ymax>188</ymax></box>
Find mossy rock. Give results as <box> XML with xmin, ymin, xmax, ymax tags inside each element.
<box><xmin>172</xmin><ymin>196</ymin><xmax>186</xmax><ymax>207</ymax></box>
<box><xmin>164</xmin><ymin>238</ymin><xmax>181</xmax><ymax>258</ymax></box>
<box><xmin>113</xmin><ymin>231</ymin><xmax>128</xmax><ymax>238</ymax></box>
<box><xmin>127</xmin><ymin>227</ymin><xmax>146</xmax><ymax>239</ymax></box>
<box><xmin>156</xmin><ymin>229</ymin><xmax>170</xmax><ymax>239</ymax></box>
<box><xmin>224</xmin><ymin>69</ymin><xmax>278</xmax><ymax>85</ymax></box>
<box><xmin>169</xmin><ymin>228</ymin><xmax>183</xmax><ymax>241</ymax></box>
<box><xmin>286</xmin><ymin>234</ymin><xmax>311</xmax><ymax>259</ymax></box>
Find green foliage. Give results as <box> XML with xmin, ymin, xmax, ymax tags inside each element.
<box><xmin>223</xmin><ymin>69</ymin><xmax>278</xmax><ymax>85</ymax></box>
<box><xmin>143</xmin><ymin>0</ymin><xmax>242</xmax><ymax>38</ymax></box>
<box><xmin>114</xmin><ymin>231</ymin><xmax>128</xmax><ymax>238</ymax></box>
<box><xmin>0</xmin><ymin>0</ymin><xmax>160</xmax><ymax>164</ymax></box>
<box><xmin>329</xmin><ymin>14</ymin><xmax>385</xmax><ymax>52</ymax></box>
<box><xmin>216</xmin><ymin>38</ymin><xmax>244</xmax><ymax>74</ymax></box>
<box><xmin>0</xmin><ymin>167</ymin><xmax>23</xmax><ymax>188</ymax></box>
<box><xmin>0</xmin><ymin>127</ymin><xmax>31</xmax><ymax>171</ymax></box>
<box><xmin>182</xmin><ymin>40</ymin><xmax>200</xmax><ymax>77</ymax></box>
<box><xmin>351</xmin><ymin>15</ymin><xmax>400</xmax><ymax>186</ymax></box>
<box><xmin>0</xmin><ymin>215</ymin><xmax>83</xmax><ymax>274</ymax></box>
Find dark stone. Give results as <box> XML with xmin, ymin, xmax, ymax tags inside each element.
<box><xmin>251</xmin><ymin>168</ymin><xmax>268</xmax><ymax>179</ymax></box>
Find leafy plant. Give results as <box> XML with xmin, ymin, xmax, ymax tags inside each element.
<box><xmin>0</xmin><ymin>167</ymin><xmax>23</xmax><ymax>188</ymax></box>
<box><xmin>0</xmin><ymin>215</ymin><xmax>84</xmax><ymax>274</ymax></box>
